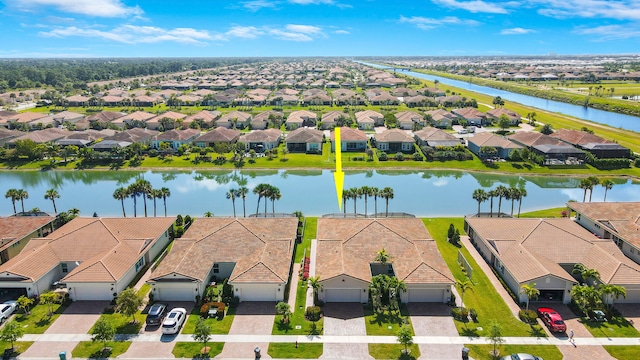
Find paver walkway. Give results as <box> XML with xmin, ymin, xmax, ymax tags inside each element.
<box><xmin>409</xmin><ymin>303</ymin><xmax>460</xmax><ymax>360</ymax></box>
<box><xmin>305</xmin><ymin>239</ymin><xmax>317</xmax><ymax>309</ymax></box>
<box><xmin>218</xmin><ymin>302</ymin><xmax>276</xmax><ymax>359</ymax></box>
<box><xmin>321</xmin><ymin>303</ymin><xmax>372</xmax><ymax>359</ymax></box>
<box><xmin>289</xmin><ymin>263</ymin><xmax>301</xmax><ymax>311</ymax></box>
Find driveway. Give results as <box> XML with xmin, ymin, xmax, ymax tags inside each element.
<box><xmin>321</xmin><ymin>303</ymin><xmax>372</xmax><ymax>360</ymax></box>
<box><xmin>219</xmin><ymin>302</ymin><xmax>275</xmax><ymax>359</ymax></box>
<box><xmin>409</xmin><ymin>303</ymin><xmax>460</xmax><ymax>360</ymax></box>
<box><xmin>615</xmin><ymin>303</ymin><xmax>640</xmax><ymax>332</ymax></box>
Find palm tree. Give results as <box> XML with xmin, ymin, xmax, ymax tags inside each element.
<box><xmin>5</xmin><ymin>189</ymin><xmax>19</xmax><ymax>214</ymax></box>
<box><xmin>113</xmin><ymin>187</ymin><xmax>128</xmax><ymax>217</ymax></box>
<box><xmin>16</xmin><ymin>189</ymin><xmax>28</xmax><ymax>213</ymax></box>
<box><xmin>360</xmin><ymin>186</ymin><xmax>372</xmax><ymax>217</ymax></box>
<box><xmin>380</xmin><ymin>187</ymin><xmax>394</xmax><ymax>217</ymax></box>
<box><xmin>253</xmin><ymin>184</ymin><xmax>269</xmax><ymax>216</ymax></box>
<box><xmin>488</xmin><ymin>190</ymin><xmax>496</xmax><ymax>217</ymax></box>
<box><xmin>342</xmin><ymin>188</ymin><xmax>351</xmax><ymax>217</ymax></box>
<box><xmin>374</xmin><ymin>248</ymin><xmax>393</xmax><ymax>265</ymax></box>
<box><xmin>349</xmin><ymin>187</ymin><xmax>361</xmax><ymax>215</ymax></box>
<box><xmin>158</xmin><ymin>187</ymin><xmax>171</xmax><ymax>217</ymax></box>
<box><xmin>508</xmin><ymin>187</ymin><xmax>519</xmax><ymax>216</ymax></box>
<box><xmin>371</xmin><ymin>187</ymin><xmax>380</xmax><ymax>217</ymax></box>
<box><xmin>44</xmin><ymin>189</ymin><xmax>60</xmax><ymax>215</ymax></box>
<box><xmin>68</xmin><ymin>208</ymin><xmax>80</xmax><ymax>218</ymax></box>
<box><xmin>226</xmin><ymin>188</ymin><xmax>238</xmax><ymax>217</ymax></box>
<box><xmin>237</xmin><ymin>187</ymin><xmax>248</xmax><ymax>218</ymax></box>
<box><xmin>204</xmin><ymin>211</ymin><xmax>214</xmax><ymax>217</ymax></box>
<box><xmin>579</xmin><ymin>178</ymin><xmax>591</xmax><ymax>202</ymax></box>
<box><xmin>516</xmin><ymin>188</ymin><xmax>527</xmax><ymax>218</ymax></box>
<box><xmin>127</xmin><ymin>183</ymin><xmax>142</xmax><ymax>217</ymax></box>
<box><xmin>495</xmin><ymin>185</ymin><xmax>508</xmax><ymax>216</ymax></box>
<box><xmin>148</xmin><ymin>189</ymin><xmax>161</xmax><ymax>217</ymax></box>
<box><xmin>269</xmin><ymin>186</ymin><xmax>281</xmax><ymax>214</ymax></box>
<box><xmin>601</xmin><ymin>179</ymin><xmax>614</xmax><ymax>202</ymax></box>
<box><xmin>308</xmin><ymin>276</ymin><xmax>323</xmax><ymax>306</ymax></box>
<box><xmin>599</xmin><ymin>284</ymin><xmax>626</xmax><ymax>311</ymax></box>
<box><xmin>137</xmin><ymin>179</ymin><xmax>152</xmax><ymax>217</ymax></box>
<box><xmin>456</xmin><ymin>277</ymin><xmax>473</xmax><ymax>305</ymax></box>
<box><xmin>520</xmin><ymin>282</ymin><xmax>540</xmax><ymax>310</ymax></box>
<box><xmin>572</xmin><ymin>263</ymin><xmax>600</xmax><ymax>284</ymax></box>
<box><xmin>472</xmin><ymin>189</ymin><xmax>488</xmax><ymax>215</ymax></box>
<box><xmin>587</xmin><ymin>176</ymin><xmax>599</xmax><ymax>202</ymax></box>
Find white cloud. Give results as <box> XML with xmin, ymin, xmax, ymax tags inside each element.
<box><xmin>286</xmin><ymin>24</ymin><xmax>323</xmax><ymax>35</ymax></box>
<box><xmin>225</xmin><ymin>26</ymin><xmax>264</xmax><ymax>39</ymax></box>
<box><xmin>11</xmin><ymin>0</ymin><xmax>143</xmax><ymax>17</ymax></box>
<box><xmin>39</xmin><ymin>25</ymin><xmax>213</xmax><ymax>44</ymax></box>
<box><xmin>242</xmin><ymin>0</ymin><xmax>277</xmax><ymax>11</ymax></box>
<box><xmin>334</xmin><ymin>29</ymin><xmax>350</xmax><ymax>34</ymax></box>
<box><xmin>534</xmin><ymin>0</ymin><xmax>640</xmax><ymax>21</ymax></box>
<box><xmin>268</xmin><ymin>29</ymin><xmax>314</xmax><ymax>41</ymax></box>
<box><xmin>399</xmin><ymin>15</ymin><xmax>480</xmax><ymax>30</ymax></box>
<box><xmin>500</xmin><ymin>27</ymin><xmax>536</xmax><ymax>34</ymax></box>
<box><xmin>574</xmin><ymin>24</ymin><xmax>640</xmax><ymax>40</ymax></box>
<box><xmin>288</xmin><ymin>0</ymin><xmax>333</xmax><ymax>4</ymax></box>
<box><xmin>431</xmin><ymin>0</ymin><xmax>513</xmax><ymax>14</ymax></box>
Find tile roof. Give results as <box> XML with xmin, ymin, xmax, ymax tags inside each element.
<box><xmin>152</xmin><ymin>128</ymin><xmax>200</xmax><ymax>141</ymax></box>
<box><xmin>468</xmin><ymin>132</ymin><xmax>522</xmax><ymax>149</ymax></box>
<box><xmin>218</xmin><ymin>111</ymin><xmax>251</xmax><ymax>123</ymax></box>
<box><xmin>0</xmin><ymin>216</ymin><xmax>55</xmax><ymax>252</ymax></box>
<box><xmin>550</xmin><ymin>129</ymin><xmax>613</xmax><ymax>146</ymax></box>
<box><xmin>195</xmin><ymin>127</ymin><xmax>240</xmax><ymax>143</ymax></box>
<box><xmin>105</xmin><ymin>128</ymin><xmax>159</xmax><ymax>143</ymax></box>
<box><xmin>330</xmin><ymin>127</ymin><xmax>367</xmax><ymax>142</ymax></box>
<box><xmin>508</xmin><ymin>131</ymin><xmax>566</xmax><ymax>147</ymax></box>
<box><xmin>287</xmin><ymin>110</ymin><xmax>316</xmax><ymax>124</ymax></box>
<box><xmin>285</xmin><ymin>127</ymin><xmax>323</xmax><ymax>143</ymax></box>
<box><xmin>413</xmin><ymin>127</ymin><xmax>458</xmax><ymax>142</ymax></box>
<box><xmin>394</xmin><ymin>111</ymin><xmax>423</xmax><ymax>123</ymax></box>
<box><xmin>316</xmin><ymin>218</ymin><xmax>454</xmax><ymax>285</ymax></box>
<box><xmin>150</xmin><ymin>218</ymin><xmax>297</xmax><ymax>283</ymax></box>
<box><xmin>568</xmin><ymin>202</ymin><xmax>640</xmax><ymax>249</ymax></box>
<box><xmin>240</xmin><ymin>128</ymin><xmax>282</xmax><ymax>142</ymax></box>
<box><xmin>355</xmin><ymin>110</ymin><xmax>382</xmax><ymax>123</ymax></box>
<box><xmin>375</xmin><ymin>129</ymin><xmax>414</xmax><ymax>143</ymax></box>
<box><xmin>9</xmin><ymin>128</ymin><xmax>70</xmax><ymax>144</ymax></box>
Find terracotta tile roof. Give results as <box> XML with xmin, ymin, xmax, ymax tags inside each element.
<box><xmin>105</xmin><ymin>128</ymin><xmax>159</xmax><ymax>143</ymax></box>
<box><xmin>321</xmin><ymin>111</ymin><xmax>348</xmax><ymax>123</ymax></box>
<box><xmin>355</xmin><ymin>110</ymin><xmax>382</xmax><ymax>123</ymax></box>
<box><xmin>394</xmin><ymin>111</ymin><xmax>423</xmax><ymax>124</ymax></box>
<box><xmin>486</xmin><ymin>108</ymin><xmax>520</xmax><ymax>120</ymax></box>
<box><xmin>413</xmin><ymin>127</ymin><xmax>458</xmax><ymax>142</ymax></box>
<box><xmin>424</xmin><ymin>109</ymin><xmax>456</xmax><ymax>121</ymax></box>
<box><xmin>568</xmin><ymin>202</ymin><xmax>640</xmax><ymax>249</ymax></box>
<box><xmin>468</xmin><ymin>132</ymin><xmax>522</xmax><ymax>149</ymax></box>
<box><xmin>330</xmin><ymin>127</ymin><xmax>367</xmax><ymax>142</ymax></box>
<box><xmin>550</xmin><ymin>129</ymin><xmax>613</xmax><ymax>146</ymax></box>
<box><xmin>253</xmin><ymin>111</ymin><xmax>283</xmax><ymax>123</ymax></box>
<box><xmin>375</xmin><ymin>129</ymin><xmax>414</xmax><ymax>143</ymax></box>
<box><xmin>118</xmin><ymin>111</ymin><xmax>155</xmax><ymax>122</ymax></box>
<box><xmin>152</xmin><ymin>128</ymin><xmax>200</xmax><ymax>141</ymax></box>
<box><xmin>287</xmin><ymin>110</ymin><xmax>316</xmax><ymax>124</ymax></box>
<box><xmin>184</xmin><ymin>110</ymin><xmax>221</xmax><ymax>123</ymax></box>
<box><xmin>219</xmin><ymin>111</ymin><xmax>251</xmax><ymax>123</ymax></box>
<box><xmin>508</xmin><ymin>131</ymin><xmax>566</xmax><ymax>147</ymax></box>
<box><xmin>0</xmin><ymin>217</ymin><xmax>174</xmax><ymax>283</ymax></box>
<box><xmin>316</xmin><ymin>219</ymin><xmax>454</xmax><ymax>285</ymax></box>
<box><xmin>240</xmin><ymin>128</ymin><xmax>282</xmax><ymax>143</ymax></box>
<box><xmin>195</xmin><ymin>127</ymin><xmax>240</xmax><ymax>143</ymax></box>
<box><xmin>9</xmin><ymin>128</ymin><xmax>70</xmax><ymax>144</ymax></box>
<box><xmin>146</xmin><ymin>111</ymin><xmax>187</xmax><ymax>125</ymax></box>
<box><xmin>150</xmin><ymin>218</ymin><xmax>297</xmax><ymax>284</ymax></box>
<box><xmin>85</xmin><ymin>111</ymin><xmax>126</xmax><ymax>123</ymax></box>
<box><xmin>285</xmin><ymin>127</ymin><xmax>323</xmax><ymax>143</ymax></box>
<box><xmin>452</xmin><ymin>107</ymin><xmax>485</xmax><ymax>119</ymax></box>
<box><xmin>6</xmin><ymin>112</ymin><xmax>47</xmax><ymax>123</ymax></box>
<box><xmin>0</xmin><ymin>216</ymin><xmax>55</xmax><ymax>251</ymax></box>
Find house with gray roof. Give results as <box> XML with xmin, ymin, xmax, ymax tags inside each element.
<box><xmin>285</xmin><ymin>127</ymin><xmax>323</xmax><ymax>153</ymax></box>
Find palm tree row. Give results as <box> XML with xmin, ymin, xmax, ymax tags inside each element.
<box><xmin>472</xmin><ymin>186</ymin><xmax>528</xmax><ymax>218</ymax></box>
<box><xmin>342</xmin><ymin>186</ymin><xmax>394</xmax><ymax>217</ymax></box>
<box><xmin>252</xmin><ymin>184</ymin><xmax>282</xmax><ymax>217</ymax></box>
<box><xmin>226</xmin><ymin>187</ymin><xmax>249</xmax><ymax>218</ymax></box>
<box><xmin>579</xmin><ymin>176</ymin><xmax>615</xmax><ymax>202</ymax></box>
<box><xmin>112</xmin><ymin>179</ymin><xmax>171</xmax><ymax>218</ymax></box>
<box><xmin>6</xmin><ymin>188</ymin><xmax>65</xmax><ymax>215</ymax></box>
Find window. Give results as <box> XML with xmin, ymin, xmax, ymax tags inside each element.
<box><xmin>135</xmin><ymin>257</ymin><xmax>145</xmax><ymax>272</ymax></box>
<box><xmin>61</xmin><ymin>263</ymin><xmax>68</xmax><ymax>273</ymax></box>
<box><xmin>213</xmin><ymin>263</ymin><xmax>219</xmax><ymax>274</ymax></box>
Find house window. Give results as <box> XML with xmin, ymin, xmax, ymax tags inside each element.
<box><xmin>61</xmin><ymin>263</ymin><xmax>68</xmax><ymax>273</ymax></box>
<box><xmin>346</xmin><ymin>142</ymin><xmax>358</xmax><ymax>150</ymax></box>
<box><xmin>213</xmin><ymin>263</ymin><xmax>219</xmax><ymax>274</ymax></box>
<box><xmin>135</xmin><ymin>257</ymin><xmax>145</xmax><ymax>272</ymax></box>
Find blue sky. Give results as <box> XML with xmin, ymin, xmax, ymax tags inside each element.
<box><xmin>0</xmin><ymin>0</ymin><xmax>638</xmax><ymax>57</ymax></box>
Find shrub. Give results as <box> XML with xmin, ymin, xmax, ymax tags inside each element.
<box><xmin>452</xmin><ymin>306</ymin><xmax>469</xmax><ymax>321</ymax></box>
<box><xmin>305</xmin><ymin>306</ymin><xmax>322</xmax><ymax>322</ymax></box>
<box><xmin>519</xmin><ymin>309</ymin><xmax>538</xmax><ymax>324</ymax></box>
<box><xmin>469</xmin><ymin>308</ymin><xmax>478</xmax><ymax>322</ymax></box>
<box><xmin>200</xmin><ymin>302</ymin><xmax>226</xmax><ymax>317</ymax></box>
<box><xmin>394</xmin><ymin>152</ymin><xmax>404</xmax><ymax>161</ymax></box>
<box><xmin>378</xmin><ymin>152</ymin><xmax>388</xmax><ymax>161</ymax></box>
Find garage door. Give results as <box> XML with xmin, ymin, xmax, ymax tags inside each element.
<box><xmin>73</xmin><ymin>285</ymin><xmax>113</xmax><ymax>301</ymax></box>
<box><xmin>618</xmin><ymin>289</ymin><xmax>640</xmax><ymax>303</ymax></box>
<box><xmin>239</xmin><ymin>285</ymin><xmax>277</xmax><ymax>301</ymax></box>
<box><xmin>408</xmin><ymin>289</ymin><xmax>444</xmax><ymax>303</ymax></box>
<box><xmin>325</xmin><ymin>288</ymin><xmax>361</xmax><ymax>303</ymax></box>
<box><xmin>157</xmin><ymin>287</ymin><xmax>195</xmax><ymax>302</ymax></box>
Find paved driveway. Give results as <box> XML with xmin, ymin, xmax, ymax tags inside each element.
<box><xmin>321</xmin><ymin>303</ymin><xmax>372</xmax><ymax>360</ymax></box>
<box><xmin>219</xmin><ymin>302</ymin><xmax>275</xmax><ymax>359</ymax></box>
<box><xmin>615</xmin><ymin>303</ymin><xmax>640</xmax><ymax>332</ymax></box>
<box><xmin>409</xmin><ymin>303</ymin><xmax>460</xmax><ymax>360</ymax></box>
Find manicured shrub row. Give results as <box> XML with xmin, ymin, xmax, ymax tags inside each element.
<box><xmin>302</xmin><ymin>256</ymin><xmax>310</xmax><ymax>280</ymax></box>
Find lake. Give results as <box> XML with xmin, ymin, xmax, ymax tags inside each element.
<box><xmin>1</xmin><ymin>170</ymin><xmax>638</xmax><ymax>218</ymax></box>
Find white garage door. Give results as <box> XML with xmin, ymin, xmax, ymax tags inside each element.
<box><xmin>73</xmin><ymin>285</ymin><xmax>113</xmax><ymax>301</ymax></box>
<box><xmin>239</xmin><ymin>285</ymin><xmax>277</xmax><ymax>301</ymax></box>
<box><xmin>618</xmin><ymin>289</ymin><xmax>640</xmax><ymax>303</ymax></box>
<box><xmin>325</xmin><ymin>288</ymin><xmax>361</xmax><ymax>303</ymax></box>
<box><xmin>408</xmin><ymin>289</ymin><xmax>444</xmax><ymax>303</ymax></box>
<box><xmin>157</xmin><ymin>286</ymin><xmax>195</xmax><ymax>302</ymax></box>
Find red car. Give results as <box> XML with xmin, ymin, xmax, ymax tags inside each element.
<box><xmin>537</xmin><ymin>307</ymin><xmax>566</xmax><ymax>333</ymax></box>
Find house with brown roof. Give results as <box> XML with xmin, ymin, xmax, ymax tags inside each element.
<box><xmin>194</xmin><ymin>127</ymin><xmax>240</xmax><ymax>148</ymax></box>
<box><xmin>252</xmin><ymin>111</ymin><xmax>283</xmax><ymax>130</ymax></box>
<box><xmin>239</xmin><ymin>128</ymin><xmax>282</xmax><ymax>152</ymax></box>
<box><xmin>113</xmin><ymin>111</ymin><xmax>155</xmax><ymax>129</ymax></box>
<box><xmin>374</xmin><ymin>129</ymin><xmax>415</xmax><ymax>153</ymax></box>
<box><xmin>1</xmin><ymin>112</ymin><xmax>47</xmax><ymax>129</ymax></box>
<box><xmin>550</xmin><ymin>129</ymin><xmax>631</xmax><ymax>159</ymax></box>
<box><xmin>330</xmin><ymin>127</ymin><xmax>368</xmax><ymax>152</ymax></box>
<box><xmin>424</xmin><ymin>109</ymin><xmax>457</xmax><ymax>129</ymax></box>
<box><xmin>7</xmin><ymin>128</ymin><xmax>70</xmax><ymax>147</ymax></box>
<box><xmin>319</xmin><ymin>111</ymin><xmax>349</xmax><ymax>130</ymax></box>
<box><xmin>148</xmin><ymin>218</ymin><xmax>298</xmax><ymax>302</ymax></box>
<box><xmin>104</xmin><ymin>128</ymin><xmax>159</xmax><ymax>145</ymax></box>
<box><xmin>285</xmin><ymin>127</ymin><xmax>323</xmax><ymax>153</ymax></box>
<box><xmin>467</xmin><ymin>132</ymin><xmax>522</xmax><ymax>159</ymax></box>
<box><xmin>355</xmin><ymin>110</ymin><xmax>383</xmax><ymax>130</ymax></box>
<box><xmin>316</xmin><ymin>218</ymin><xmax>454</xmax><ymax>303</ymax></box>
<box><xmin>486</xmin><ymin>108</ymin><xmax>521</xmax><ymax>126</ymax></box>
<box><xmin>76</xmin><ymin>111</ymin><xmax>125</xmax><ymax>130</ymax></box>
<box><xmin>0</xmin><ymin>217</ymin><xmax>174</xmax><ymax>301</ymax></box>
<box><xmin>465</xmin><ymin>217</ymin><xmax>640</xmax><ymax>304</ymax></box>
<box><xmin>394</xmin><ymin>111</ymin><xmax>425</xmax><ymax>130</ymax></box>
<box><xmin>0</xmin><ymin>216</ymin><xmax>55</xmax><ymax>265</ymax></box>
<box><xmin>150</xmin><ymin>129</ymin><xmax>201</xmax><ymax>150</ymax></box>
<box><xmin>145</xmin><ymin>111</ymin><xmax>187</xmax><ymax>131</ymax></box>
<box><xmin>0</xmin><ymin>128</ymin><xmax>23</xmax><ymax>146</ymax></box>
<box><xmin>414</xmin><ymin>127</ymin><xmax>461</xmax><ymax>148</ymax></box>
<box><xmin>216</xmin><ymin>111</ymin><xmax>252</xmax><ymax>129</ymax></box>
<box><xmin>452</xmin><ymin>107</ymin><xmax>487</xmax><ymax>126</ymax></box>
<box><xmin>285</xmin><ymin>110</ymin><xmax>317</xmax><ymax>130</ymax></box>
<box><xmin>508</xmin><ymin>131</ymin><xmax>586</xmax><ymax>163</ymax></box>
<box><xmin>183</xmin><ymin>110</ymin><xmax>221</xmax><ymax>129</ymax></box>
<box><xmin>65</xmin><ymin>95</ymin><xmax>90</xmax><ymax>107</ymax></box>
<box><xmin>31</xmin><ymin>111</ymin><xmax>85</xmax><ymax>129</ymax></box>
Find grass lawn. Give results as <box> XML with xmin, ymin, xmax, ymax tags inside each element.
<box><xmin>296</xmin><ymin>217</ymin><xmax>317</xmax><ymax>263</ymax></box>
<box><xmin>602</xmin><ymin>346</ymin><xmax>640</xmax><ymax>360</ymax></box>
<box><xmin>182</xmin><ymin>306</ymin><xmax>236</xmax><ymax>334</ymax></box>
<box><xmin>580</xmin><ymin>316</ymin><xmax>640</xmax><ymax>338</ymax></box>
<box><xmin>464</xmin><ymin>344</ymin><xmax>562</xmax><ymax>360</ymax></box>
<box><xmin>71</xmin><ymin>341</ymin><xmax>131</xmax><ymax>359</ymax></box>
<box><xmin>14</xmin><ymin>303</ymin><xmax>66</xmax><ymax>334</ymax></box>
<box><xmin>267</xmin><ymin>343</ymin><xmax>323</xmax><ymax>359</ymax></box>
<box><xmin>364</xmin><ymin>305</ymin><xmax>414</xmax><ymax>336</ymax></box>
<box><xmin>519</xmin><ymin>207</ymin><xmax>567</xmax><ymax>218</ymax></box>
<box><xmin>272</xmin><ymin>276</ymin><xmax>323</xmax><ymax>335</ymax></box>
<box><xmin>172</xmin><ymin>342</ymin><xmax>224</xmax><ymax>358</ymax></box>
<box><xmin>0</xmin><ymin>342</ymin><xmax>33</xmax><ymax>357</ymax></box>
<box><xmin>369</xmin><ymin>344</ymin><xmax>420</xmax><ymax>360</ymax></box>
<box><xmin>422</xmin><ymin>218</ymin><xmax>546</xmax><ymax>337</ymax></box>
<box><xmin>90</xmin><ymin>311</ymin><xmax>144</xmax><ymax>334</ymax></box>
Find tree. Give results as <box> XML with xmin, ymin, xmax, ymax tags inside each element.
<box><xmin>91</xmin><ymin>317</ymin><xmax>115</xmax><ymax>354</ymax></box>
<box><xmin>113</xmin><ymin>187</ymin><xmax>128</xmax><ymax>217</ymax></box>
<box><xmin>498</xmin><ymin>114</ymin><xmax>511</xmax><ymax>130</ymax></box>
<box><xmin>579</xmin><ymin>178</ymin><xmax>591</xmax><ymax>202</ymax></box>
<box><xmin>16</xmin><ymin>295</ymin><xmax>34</xmax><ymax>316</ymax></box>
<box><xmin>275</xmin><ymin>302</ymin><xmax>292</xmax><ymax>324</ymax></box>
<box><xmin>237</xmin><ymin>187</ymin><xmax>248</xmax><ymax>218</ymax></box>
<box><xmin>508</xmin><ymin>187</ymin><xmax>519</xmax><ymax>216</ymax></box>
<box><xmin>349</xmin><ymin>187</ymin><xmax>362</xmax><ymax>215</ymax></box>
<box><xmin>39</xmin><ymin>291</ymin><xmax>59</xmax><ymax>317</ymax></box>
<box><xmin>487</xmin><ymin>320</ymin><xmax>505</xmax><ymax>358</ymax></box>
<box><xmin>572</xmin><ymin>263</ymin><xmax>600</xmax><ymax>284</ymax></box>
<box><xmin>601</xmin><ymin>179</ymin><xmax>614</xmax><ymax>202</ymax></box>
<box><xmin>472</xmin><ymin>189</ymin><xmax>488</xmax><ymax>215</ymax></box>
<box><xmin>0</xmin><ymin>320</ymin><xmax>24</xmax><ymax>352</ymax></box>
<box><xmin>360</xmin><ymin>186</ymin><xmax>372</xmax><ymax>217</ymax></box>
<box><xmin>586</xmin><ymin>176</ymin><xmax>599</xmax><ymax>202</ymax></box>
<box><xmin>4</xmin><ymin>189</ymin><xmax>19</xmax><ymax>214</ymax></box>
<box><xmin>158</xmin><ymin>187</ymin><xmax>171</xmax><ymax>217</ymax></box>
<box><xmin>281</xmin><ymin>147</ymin><xmax>288</xmax><ymax>161</ymax></box>
<box><xmin>116</xmin><ymin>288</ymin><xmax>144</xmax><ymax>324</ymax></box>
<box><xmin>204</xmin><ymin>211</ymin><xmax>214</xmax><ymax>217</ymax></box>
<box><xmin>380</xmin><ymin>187</ymin><xmax>394</xmax><ymax>217</ymax></box>
<box><xmin>396</xmin><ymin>325</ymin><xmax>413</xmax><ymax>355</ymax></box>
<box><xmin>193</xmin><ymin>317</ymin><xmax>212</xmax><ymax>353</ymax></box>
<box><xmin>374</xmin><ymin>248</ymin><xmax>392</xmax><ymax>265</ymax></box>
<box><xmin>456</xmin><ymin>277</ymin><xmax>473</xmax><ymax>305</ymax></box>
<box><xmin>599</xmin><ymin>284</ymin><xmax>626</xmax><ymax>311</ymax></box>
<box><xmin>488</xmin><ymin>190</ymin><xmax>496</xmax><ymax>217</ymax></box>
<box><xmin>226</xmin><ymin>188</ymin><xmax>238</xmax><ymax>217</ymax></box>
<box><xmin>16</xmin><ymin>189</ymin><xmax>28</xmax><ymax>213</ymax></box>
<box><xmin>371</xmin><ymin>187</ymin><xmax>380</xmax><ymax>216</ymax></box>
<box><xmin>492</xmin><ymin>96</ymin><xmax>505</xmax><ymax>107</ymax></box>
<box><xmin>148</xmin><ymin>189</ymin><xmax>162</xmax><ymax>217</ymax></box>
<box><xmin>516</xmin><ymin>187</ymin><xmax>527</xmax><ymax>218</ymax></box>
<box><xmin>520</xmin><ymin>282</ymin><xmax>540</xmax><ymax>310</ymax></box>
<box><xmin>308</xmin><ymin>276</ymin><xmax>323</xmax><ymax>306</ymax></box>
<box><xmin>479</xmin><ymin>146</ymin><xmax>497</xmax><ymax>160</ymax></box>
<box><xmin>253</xmin><ymin>183</ymin><xmax>269</xmax><ymax>216</ymax></box>
<box><xmin>268</xmin><ymin>185</ymin><xmax>282</xmax><ymax>214</ymax></box>
<box><xmin>540</xmin><ymin>123</ymin><xmax>553</xmax><ymax>135</ymax></box>
<box><xmin>494</xmin><ymin>185</ymin><xmax>508</xmax><ymax>216</ymax></box>
<box><xmin>44</xmin><ymin>189</ymin><xmax>60</xmax><ymax>214</ymax></box>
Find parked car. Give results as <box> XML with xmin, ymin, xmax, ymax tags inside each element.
<box><xmin>161</xmin><ymin>307</ymin><xmax>187</xmax><ymax>335</ymax></box>
<box><xmin>0</xmin><ymin>301</ymin><xmax>17</xmax><ymax>322</ymax></box>
<box><xmin>501</xmin><ymin>354</ymin><xmax>543</xmax><ymax>360</ymax></box>
<box><xmin>591</xmin><ymin>310</ymin><xmax>607</xmax><ymax>322</ymax></box>
<box><xmin>145</xmin><ymin>303</ymin><xmax>168</xmax><ymax>326</ymax></box>
<box><xmin>537</xmin><ymin>307</ymin><xmax>567</xmax><ymax>333</ymax></box>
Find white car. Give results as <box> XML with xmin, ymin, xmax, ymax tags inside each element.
<box><xmin>161</xmin><ymin>307</ymin><xmax>187</xmax><ymax>335</ymax></box>
<box><xmin>0</xmin><ymin>301</ymin><xmax>17</xmax><ymax>322</ymax></box>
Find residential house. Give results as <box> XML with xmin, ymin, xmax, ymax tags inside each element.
<box><xmin>56</xmin><ymin>129</ymin><xmax>116</xmax><ymax>147</ymax></box>
<box><xmin>320</xmin><ymin>111</ymin><xmax>349</xmax><ymax>130</ymax></box>
<box><xmin>252</xmin><ymin>111</ymin><xmax>283</xmax><ymax>130</ymax></box>
<box><xmin>239</xmin><ymin>128</ymin><xmax>282</xmax><ymax>152</ymax></box>
<box><xmin>145</xmin><ymin>111</ymin><xmax>187</xmax><ymax>131</ymax></box>
<box><xmin>2</xmin><ymin>112</ymin><xmax>47</xmax><ymax>129</ymax></box>
<box><xmin>413</xmin><ymin>127</ymin><xmax>461</xmax><ymax>148</ymax></box>
<box><xmin>0</xmin><ymin>128</ymin><xmax>23</xmax><ymax>146</ymax></box>
<box><xmin>355</xmin><ymin>110</ymin><xmax>384</xmax><ymax>130</ymax></box>
<box><xmin>508</xmin><ymin>132</ymin><xmax>586</xmax><ymax>163</ymax></box>
<box><xmin>285</xmin><ymin>110</ymin><xmax>317</xmax><ymax>130</ymax></box>
<box><xmin>424</xmin><ymin>109</ymin><xmax>456</xmax><ymax>129</ymax></box>
<box><xmin>148</xmin><ymin>218</ymin><xmax>298</xmax><ymax>302</ymax></box>
<box><xmin>285</xmin><ymin>127</ymin><xmax>323</xmax><ymax>153</ymax></box>
<box><xmin>330</xmin><ymin>127</ymin><xmax>368</xmax><ymax>152</ymax></box>
<box><xmin>0</xmin><ymin>216</ymin><xmax>55</xmax><ymax>265</ymax></box>
<box><xmin>113</xmin><ymin>111</ymin><xmax>155</xmax><ymax>129</ymax></box>
<box><xmin>0</xmin><ymin>217</ymin><xmax>174</xmax><ymax>301</ymax></box>
<box><xmin>316</xmin><ymin>218</ymin><xmax>454</xmax><ymax>303</ymax></box>
<box><xmin>550</xmin><ymin>129</ymin><xmax>631</xmax><ymax>159</ymax></box>
<box><xmin>467</xmin><ymin>132</ymin><xmax>522</xmax><ymax>159</ymax></box>
<box><xmin>375</xmin><ymin>129</ymin><xmax>415</xmax><ymax>153</ymax></box>
<box><xmin>7</xmin><ymin>128</ymin><xmax>69</xmax><ymax>147</ymax></box>
<box><xmin>183</xmin><ymin>110</ymin><xmax>221</xmax><ymax>130</ymax></box>
<box><xmin>465</xmin><ymin>217</ymin><xmax>640</xmax><ymax>304</ymax></box>
<box><xmin>194</xmin><ymin>127</ymin><xmax>240</xmax><ymax>148</ymax></box>
<box><xmin>150</xmin><ymin>129</ymin><xmax>201</xmax><ymax>150</ymax></box>
<box><xmin>216</xmin><ymin>111</ymin><xmax>252</xmax><ymax>129</ymax></box>
<box><xmin>90</xmin><ymin>140</ymin><xmax>132</xmax><ymax>152</ymax></box>
<box><xmin>404</xmin><ymin>95</ymin><xmax>435</xmax><ymax>108</ymax></box>
<box><xmin>486</xmin><ymin>108</ymin><xmax>522</xmax><ymax>126</ymax></box>
<box><xmin>452</xmin><ymin>108</ymin><xmax>487</xmax><ymax>126</ymax></box>
<box><xmin>33</xmin><ymin>111</ymin><xmax>85</xmax><ymax>129</ymax></box>
<box><xmin>368</xmin><ymin>92</ymin><xmax>400</xmax><ymax>106</ymax></box>
<box><xmin>76</xmin><ymin>111</ymin><xmax>125</xmax><ymax>130</ymax></box>
<box><xmin>394</xmin><ymin>111</ymin><xmax>425</xmax><ymax>130</ymax></box>
<box><xmin>65</xmin><ymin>95</ymin><xmax>90</xmax><ymax>107</ymax></box>
<box><xmin>103</xmin><ymin>128</ymin><xmax>159</xmax><ymax>145</ymax></box>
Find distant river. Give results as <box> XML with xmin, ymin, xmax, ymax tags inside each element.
<box><xmin>357</xmin><ymin>61</ymin><xmax>640</xmax><ymax>133</ymax></box>
<box><xmin>2</xmin><ymin>170</ymin><xmax>638</xmax><ymax>218</ymax></box>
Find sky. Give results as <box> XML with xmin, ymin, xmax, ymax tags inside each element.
<box><xmin>0</xmin><ymin>0</ymin><xmax>638</xmax><ymax>58</ymax></box>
